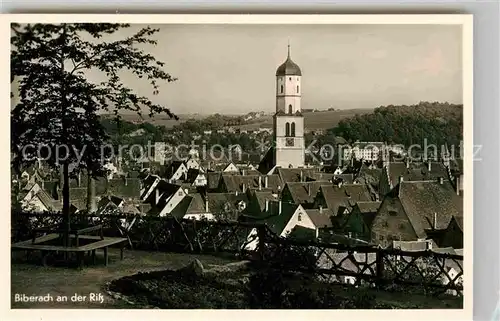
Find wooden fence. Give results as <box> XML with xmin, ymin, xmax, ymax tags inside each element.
<box><xmin>11</xmin><ymin>212</ymin><xmax>464</xmax><ymax>296</ymax></box>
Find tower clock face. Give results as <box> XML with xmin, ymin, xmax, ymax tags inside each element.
<box><xmin>286</xmin><ymin>137</ymin><xmax>294</xmax><ymax>146</ymax></box>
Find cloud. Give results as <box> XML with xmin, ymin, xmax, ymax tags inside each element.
<box><xmin>405</xmin><ymin>47</ymin><xmax>445</xmax><ymax>76</ymax></box>
<box><xmin>366</xmin><ymin>49</ymin><xmax>387</xmax><ymax>59</ymax></box>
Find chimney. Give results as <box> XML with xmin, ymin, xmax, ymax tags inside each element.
<box><xmin>205</xmin><ymin>198</ymin><xmax>209</xmax><ymax>212</ymax></box>
<box><xmin>399</xmin><ymin>175</ymin><xmax>404</xmax><ymax>184</ymax></box>
<box><xmin>242</xmin><ymin>183</ymin><xmax>247</xmax><ymax>193</ymax></box>
<box><xmin>278</xmin><ymin>200</ymin><xmax>282</xmax><ymax>215</ymax></box>
<box><xmin>264</xmin><ymin>176</ymin><xmax>269</xmax><ymax>188</ymax></box>
<box><xmin>439</xmin><ymin>177</ymin><xmax>444</xmax><ymax>185</ymax></box>
<box><xmin>433</xmin><ymin>212</ymin><xmax>437</xmax><ymax>230</ymax></box>
<box><xmin>77</xmin><ymin>171</ymin><xmax>81</xmax><ymax>187</ymax></box>
<box><xmin>235</xmin><ymin>191</ymin><xmax>239</xmax><ymax>196</ymax></box>
<box><xmin>184</xmin><ymin>171</ymin><xmax>187</xmax><ymax>181</ymax></box>
<box><xmin>455</xmin><ymin>176</ymin><xmax>460</xmax><ymax>195</ymax></box>
<box><xmin>242</xmin><ymin>169</ymin><xmax>246</xmax><ymax>176</ymax></box>
<box><xmin>258</xmin><ymin>176</ymin><xmax>262</xmax><ymax>191</ymax></box>
<box><xmin>265</xmin><ymin>199</ymin><xmax>269</xmax><ymax>212</ymax></box>
<box><xmin>300</xmin><ymin>170</ymin><xmax>304</xmax><ymax>182</ymax></box>
<box><xmin>405</xmin><ymin>158</ymin><xmax>409</xmax><ymax>169</ymax></box>
<box><xmin>428</xmin><ymin>161</ymin><xmax>431</xmax><ymax>172</ymax></box>
<box><xmin>319</xmin><ymin>205</ymin><xmax>323</xmax><ymax>214</ymax></box>
<box><xmin>307</xmin><ymin>184</ymin><xmax>311</xmax><ymax>196</ymax></box>
<box><xmin>155</xmin><ymin>188</ymin><xmax>161</xmax><ymax>205</ymax></box>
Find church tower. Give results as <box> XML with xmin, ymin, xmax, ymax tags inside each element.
<box><xmin>273</xmin><ymin>44</ymin><xmax>305</xmax><ymax>168</ymax></box>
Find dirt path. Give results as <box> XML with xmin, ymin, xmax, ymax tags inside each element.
<box><xmin>11</xmin><ymin>249</ymin><xmax>233</xmax><ymax>309</ymax></box>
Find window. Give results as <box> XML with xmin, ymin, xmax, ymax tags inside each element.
<box><xmin>291</xmin><ymin>122</ymin><xmax>296</xmax><ymax>137</ymax></box>
<box><xmin>297</xmin><ymin>85</ymin><xmax>299</xmax><ymax>93</ymax></box>
<box><xmin>289</xmin><ymin>77</ymin><xmax>292</xmax><ymax>81</ymax></box>
<box><xmin>288</xmin><ymin>105</ymin><xmax>293</xmax><ymax>114</ymax></box>
<box><xmin>286</xmin><ymin>138</ymin><xmax>294</xmax><ymax>146</ymax></box>
<box><xmin>280</xmin><ymin>85</ymin><xmax>283</xmax><ymax>93</ymax></box>
<box><xmin>389</xmin><ymin>210</ymin><xmax>398</xmax><ymax>216</ymax></box>
<box><xmin>298</xmin><ymin>214</ymin><xmax>302</xmax><ymax>221</ymax></box>
<box><xmin>285</xmin><ymin>122</ymin><xmax>290</xmax><ymax>137</ymax></box>
<box><xmin>178</xmin><ymin>191</ymin><xmax>183</xmax><ymax>196</ymax></box>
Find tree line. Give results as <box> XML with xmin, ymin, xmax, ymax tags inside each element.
<box><xmin>327</xmin><ymin>101</ymin><xmax>463</xmax><ymax>148</ymax></box>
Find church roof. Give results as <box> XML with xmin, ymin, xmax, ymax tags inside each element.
<box><xmin>276</xmin><ymin>45</ymin><xmax>302</xmax><ymax>76</ymax></box>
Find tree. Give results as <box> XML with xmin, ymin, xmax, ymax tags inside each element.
<box><xmin>11</xmin><ymin>23</ymin><xmax>178</xmax><ymax>246</ymax></box>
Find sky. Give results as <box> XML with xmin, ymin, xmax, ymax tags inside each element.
<box><xmin>14</xmin><ymin>23</ymin><xmax>464</xmax><ymax>115</ymax></box>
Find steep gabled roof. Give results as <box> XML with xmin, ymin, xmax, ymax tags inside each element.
<box><xmin>398</xmin><ymin>180</ymin><xmax>463</xmax><ymax>239</ymax></box>
<box><xmin>257</xmin><ymin>147</ymin><xmax>276</xmax><ymax>175</ymax></box>
<box><xmin>206</xmin><ymin>171</ymin><xmax>222</xmax><ymax>190</ymax></box>
<box><xmin>263</xmin><ymin>202</ymin><xmax>300</xmax><ymax>236</ymax></box>
<box><xmin>305</xmin><ymin>209</ymin><xmax>333</xmax><ymax>228</ymax></box>
<box><xmin>287</xmin><ymin>225</ymin><xmax>316</xmax><ymax>241</ymax></box>
<box><xmin>284</xmin><ymin>181</ymin><xmax>326</xmax><ymax>205</ymax></box>
<box><xmin>353</xmin><ymin>201</ymin><xmax>382</xmax><ymax>227</ymax></box>
<box><xmin>107</xmin><ymin>178</ymin><xmax>141</xmax><ymax>199</ymax></box>
<box><xmin>276</xmin><ymin>167</ymin><xmax>317</xmax><ymax>184</ymax></box>
<box><xmin>319</xmin><ymin>183</ymin><xmax>374</xmax><ymax>215</ymax></box>
<box><xmin>356</xmin><ymin>201</ymin><xmax>382</xmax><ymax>214</ymax></box>
<box><xmin>206</xmin><ymin>192</ymin><xmax>249</xmax><ymax>216</ymax></box>
<box><xmin>161</xmin><ymin>161</ymin><xmax>186</xmax><ymax>178</ymax></box>
<box><xmin>36</xmin><ymin>189</ymin><xmax>62</xmax><ymax>212</ymax></box>
<box><xmin>168</xmin><ymin>196</ymin><xmax>194</xmax><ymax>219</ymax></box>
<box><xmin>185</xmin><ymin>193</ymin><xmax>207</xmax><ymax>214</ymax></box>
<box><xmin>185</xmin><ymin>168</ymin><xmax>204</xmax><ymax>184</ymax></box>
<box><xmin>251</xmin><ymin>190</ymin><xmax>278</xmax><ymax>211</ymax></box>
<box><xmin>145</xmin><ymin>180</ymin><xmax>182</xmax><ymax>206</ymax></box>
<box><xmin>387</xmin><ymin>161</ymin><xmax>448</xmax><ymax>187</ymax></box>
<box><xmin>357</xmin><ymin>164</ymin><xmax>383</xmax><ymax>187</ymax></box>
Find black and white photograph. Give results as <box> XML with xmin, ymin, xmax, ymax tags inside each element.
<box><xmin>8</xmin><ymin>14</ymin><xmax>472</xmax><ymax>316</ymax></box>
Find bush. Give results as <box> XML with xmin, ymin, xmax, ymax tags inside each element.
<box><xmin>246</xmin><ymin>268</ymin><xmax>376</xmax><ymax>309</ymax></box>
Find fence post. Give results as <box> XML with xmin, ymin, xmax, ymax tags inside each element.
<box><xmin>257</xmin><ymin>225</ymin><xmax>266</xmax><ymax>261</ymax></box>
<box><xmin>375</xmin><ymin>249</ymin><xmax>385</xmax><ymax>288</ymax></box>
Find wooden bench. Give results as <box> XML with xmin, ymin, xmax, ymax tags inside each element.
<box><xmin>12</xmin><ymin>233</ymin><xmax>127</xmax><ymax>268</ymax></box>
<box><xmin>31</xmin><ymin>224</ymin><xmax>104</xmax><ymax>247</ymax></box>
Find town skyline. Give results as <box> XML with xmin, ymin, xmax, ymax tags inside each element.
<box><xmin>11</xmin><ymin>23</ymin><xmax>463</xmax><ymax>115</ymax></box>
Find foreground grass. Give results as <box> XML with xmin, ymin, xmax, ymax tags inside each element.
<box><xmin>11</xmin><ymin>249</ymin><xmax>462</xmax><ymax>309</ymax></box>
<box><xmin>11</xmin><ymin>249</ymin><xmax>233</xmax><ymax>309</ymax></box>
<box><xmin>107</xmin><ymin>267</ymin><xmax>462</xmax><ymax>309</ymax></box>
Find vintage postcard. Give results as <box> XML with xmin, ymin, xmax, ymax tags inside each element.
<box><xmin>5</xmin><ymin>14</ymin><xmax>473</xmax><ymax>320</ymax></box>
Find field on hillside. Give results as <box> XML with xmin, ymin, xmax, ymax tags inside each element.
<box><xmin>238</xmin><ymin>108</ymin><xmax>374</xmax><ymax>130</ymax></box>
<box><xmin>101</xmin><ymin>113</ymin><xmax>206</xmax><ymax>128</ymax></box>
<box><xmin>101</xmin><ymin>108</ymin><xmax>374</xmax><ymax>130</ymax></box>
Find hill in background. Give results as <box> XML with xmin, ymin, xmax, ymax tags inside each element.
<box><xmin>100</xmin><ymin>108</ymin><xmax>375</xmax><ymax>130</ymax></box>
<box><xmin>329</xmin><ymin>101</ymin><xmax>463</xmax><ymax>147</ymax></box>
